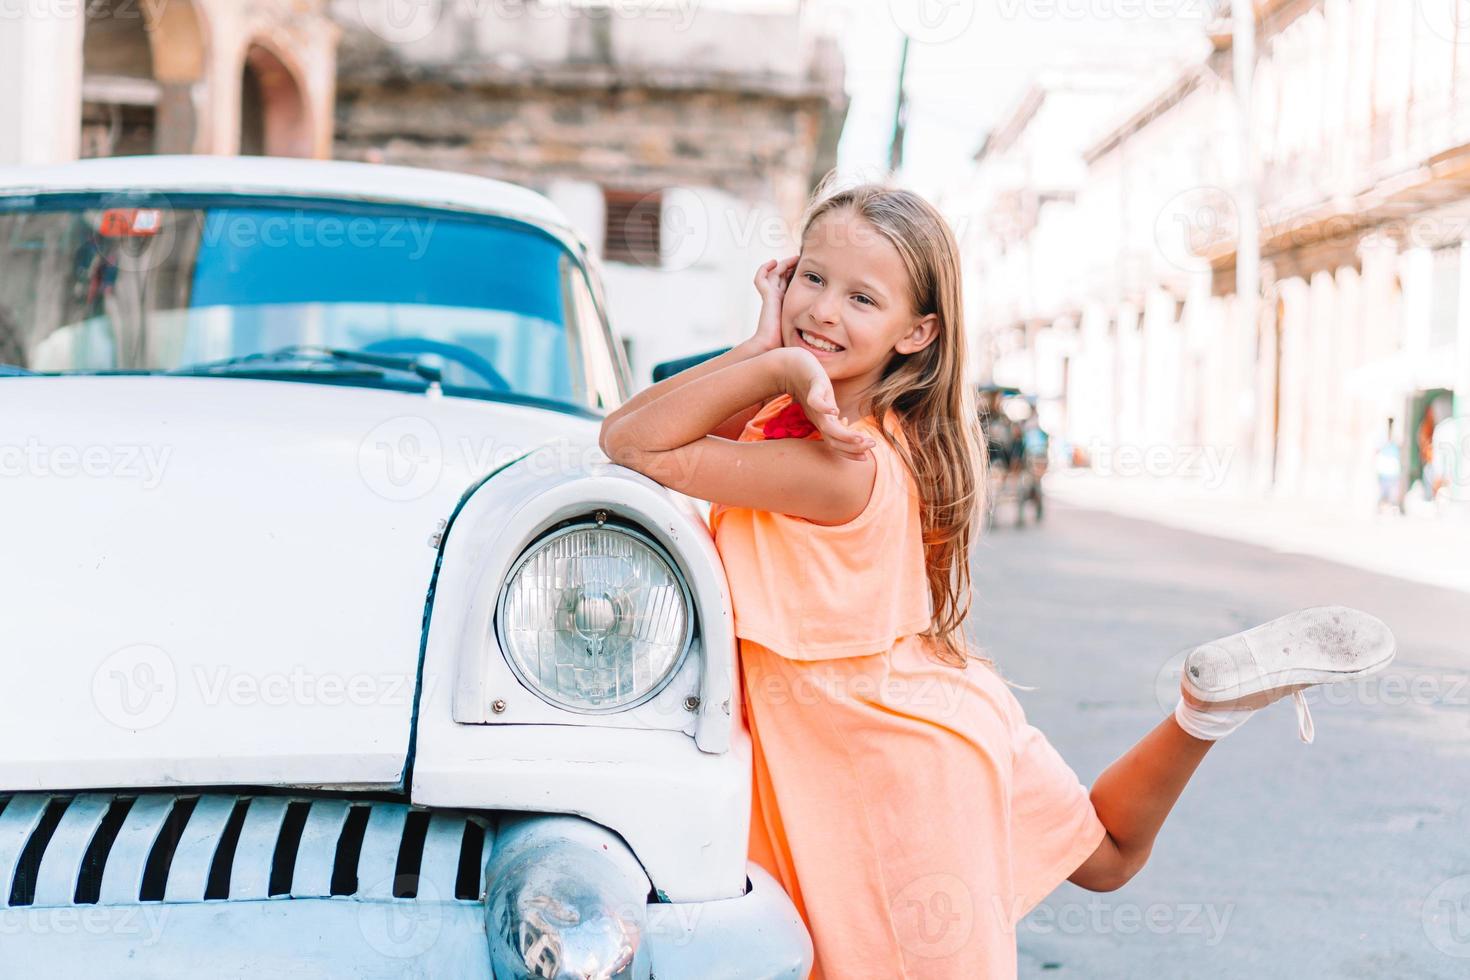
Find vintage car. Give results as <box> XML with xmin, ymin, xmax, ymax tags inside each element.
<box><xmin>0</xmin><ymin>156</ymin><xmax>810</xmax><ymax>978</ymax></box>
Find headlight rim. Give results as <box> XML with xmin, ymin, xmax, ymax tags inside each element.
<box><xmin>494</xmin><ymin>517</ymin><xmax>696</xmax><ymax>716</ymax></box>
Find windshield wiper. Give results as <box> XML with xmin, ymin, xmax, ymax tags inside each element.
<box><xmin>168</xmin><ymin>346</ymin><xmax>442</xmax><ymax>384</ymax></box>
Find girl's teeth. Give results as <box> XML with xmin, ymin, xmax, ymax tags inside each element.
<box><xmin>802</xmin><ymin>330</ymin><xmax>840</xmax><ymax>352</ymax></box>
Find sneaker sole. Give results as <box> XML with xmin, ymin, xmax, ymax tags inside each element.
<box><xmin>1180</xmin><ymin>605</ymin><xmax>1397</xmax><ymax>710</ymax></box>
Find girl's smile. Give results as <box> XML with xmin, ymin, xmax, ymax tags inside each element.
<box><xmin>795</xmin><ymin>328</ymin><xmax>844</xmax><ymax>354</ymax></box>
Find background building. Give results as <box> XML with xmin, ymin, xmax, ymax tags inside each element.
<box><xmin>0</xmin><ymin>0</ymin><xmax>339</xmax><ymax>165</ymax></box>
<box><xmin>333</xmin><ymin>0</ymin><xmax>848</xmax><ymax>386</ymax></box>
<box><xmin>963</xmin><ymin>0</ymin><xmax>1470</xmax><ymax>514</ymax></box>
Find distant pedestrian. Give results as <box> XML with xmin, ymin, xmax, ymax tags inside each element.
<box><xmin>1376</xmin><ymin>417</ymin><xmax>1403</xmax><ymax>514</ymax></box>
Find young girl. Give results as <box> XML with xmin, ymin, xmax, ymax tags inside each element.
<box><xmin>598</xmin><ymin>180</ymin><xmax>1395</xmax><ymax>978</ymax></box>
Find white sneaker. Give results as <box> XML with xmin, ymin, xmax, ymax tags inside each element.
<box><xmin>1178</xmin><ymin>605</ymin><xmax>1397</xmax><ymax>743</ymax></box>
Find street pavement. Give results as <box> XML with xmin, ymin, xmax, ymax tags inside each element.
<box><xmin>968</xmin><ymin>497</ymin><xmax>1470</xmax><ymax>979</ymax></box>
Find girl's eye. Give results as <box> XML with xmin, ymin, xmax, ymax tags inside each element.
<box><xmin>803</xmin><ymin>272</ymin><xmax>821</xmax><ymax>285</ymax></box>
<box><xmin>853</xmin><ymin>295</ymin><xmax>874</xmax><ymax>306</ymax></box>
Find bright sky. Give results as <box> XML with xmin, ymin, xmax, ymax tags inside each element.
<box><xmin>811</xmin><ymin>0</ymin><xmax>1213</xmax><ymax>200</ymax></box>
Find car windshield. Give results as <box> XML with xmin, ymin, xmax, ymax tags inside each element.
<box><xmin>0</xmin><ymin>194</ymin><xmax>603</xmax><ymax>409</ymax></box>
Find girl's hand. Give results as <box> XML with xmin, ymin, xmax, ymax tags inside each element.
<box><xmin>751</xmin><ymin>256</ymin><xmax>799</xmax><ymax>353</ymax></box>
<box><xmin>774</xmin><ymin>348</ymin><xmax>876</xmax><ymax>462</ymax></box>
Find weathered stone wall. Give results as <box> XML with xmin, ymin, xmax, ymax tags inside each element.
<box><xmin>332</xmin><ymin>2</ymin><xmax>846</xmax><ymax>228</ymax></box>
<box><xmin>335</xmin><ymin>76</ymin><xmax>833</xmax><ymax>227</ymax></box>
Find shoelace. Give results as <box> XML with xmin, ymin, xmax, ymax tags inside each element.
<box><xmin>1246</xmin><ymin>631</ymin><xmax>1317</xmax><ymax>744</ymax></box>
<box><xmin>1292</xmin><ymin>690</ymin><xmax>1315</xmax><ymax>744</ymax></box>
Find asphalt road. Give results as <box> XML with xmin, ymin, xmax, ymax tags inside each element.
<box><xmin>968</xmin><ymin>498</ymin><xmax>1470</xmax><ymax>979</ymax></box>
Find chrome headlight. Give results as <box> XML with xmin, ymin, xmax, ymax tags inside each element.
<box><xmin>496</xmin><ymin>522</ymin><xmax>693</xmax><ymax>713</ymax></box>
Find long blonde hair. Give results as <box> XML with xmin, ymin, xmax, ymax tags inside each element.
<box><xmin>798</xmin><ymin>174</ymin><xmax>989</xmax><ymax>668</ymax></box>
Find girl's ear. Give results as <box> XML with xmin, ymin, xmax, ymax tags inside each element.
<box><xmin>895</xmin><ymin>313</ymin><xmax>939</xmax><ymax>355</ymax></box>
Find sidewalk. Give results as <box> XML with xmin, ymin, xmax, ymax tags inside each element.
<box><xmin>1043</xmin><ymin>470</ymin><xmax>1470</xmax><ymax>595</ymax></box>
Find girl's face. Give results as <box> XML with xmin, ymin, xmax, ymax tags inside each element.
<box><xmin>781</xmin><ymin>209</ymin><xmax>937</xmax><ymax>384</ymax></box>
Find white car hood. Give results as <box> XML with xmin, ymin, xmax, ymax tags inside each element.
<box><xmin>0</xmin><ymin>376</ymin><xmax>599</xmax><ymax>791</ymax></box>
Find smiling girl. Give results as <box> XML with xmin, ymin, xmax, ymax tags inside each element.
<box><xmin>598</xmin><ymin>178</ymin><xmax>1394</xmax><ymax>978</ymax></box>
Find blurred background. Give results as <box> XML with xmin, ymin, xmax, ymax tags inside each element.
<box><xmin>3</xmin><ymin>1</ymin><xmax>1469</xmax><ymax>975</ymax></box>
<box><xmin>3</xmin><ymin>1</ymin><xmax>1465</xmax><ymax>538</ymax></box>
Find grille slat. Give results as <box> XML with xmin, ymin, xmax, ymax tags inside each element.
<box><xmin>31</xmin><ymin>794</ymin><xmax>111</xmax><ymax>907</ymax></box>
<box><xmin>417</xmin><ymin>812</ymin><xmax>469</xmax><ymax>901</ymax></box>
<box><xmin>291</xmin><ymin>800</ymin><xmax>352</xmax><ymax>898</ymax></box>
<box><xmin>97</xmin><ymin>795</ymin><xmax>174</xmax><ymax>904</ymax></box>
<box><xmin>356</xmin><ymin>804</ymin><xmax>410</xmax><ymax>900</ymax></box>
<box><xmin>162</xmin><ymin>795</ymin><xmax>236</xmax><ymax>902</ymax></box>
<box><xmin>229</xmin><ymin>797</ymin><xmax>291</xmax><ymax>900</ymax></box>
<box><xmin>0</xmin><ymin>793</ymin><xmax>492</xmax><ymax>908</ymax></box>
<box><xmin>0</xmin><ymin>795</ymin><xmax>51</xmax><ymax>903</ymax></box>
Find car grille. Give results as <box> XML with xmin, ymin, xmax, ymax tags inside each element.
<box><xmin>0</xmin><ymin>792</ymin><xmax>490</xmax><ymax>908</ymax></box>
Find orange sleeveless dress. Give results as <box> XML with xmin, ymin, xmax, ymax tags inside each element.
<box><xmin>709</xmin><ymin>395</ymin><xmax>1107</xmax><ymax>980</ymax></box>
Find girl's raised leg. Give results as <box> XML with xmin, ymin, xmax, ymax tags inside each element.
<box><xmin>1068</xmin><ymin>605</ymin><xmax>1396</xmax><ymax>892</ymax></box>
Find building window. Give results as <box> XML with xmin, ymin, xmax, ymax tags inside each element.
<box><xmin>603</xmin><ymin>189</ymin><xmax>661</xmax><ymax>267</ymax></box>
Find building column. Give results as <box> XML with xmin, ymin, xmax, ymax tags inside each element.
<box><xmin>0</xmin><ymin>11</ymin><xmax>84</xmax><ymax>165</ymax></box>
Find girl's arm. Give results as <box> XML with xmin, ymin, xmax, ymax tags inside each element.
<box><xmin>599</xmin><ymin>346</ymin><xmax>879</xmax><ymax>526</ymax></box>
<box><xmin>602</xmin><ymin>339</ymin><xmax>775</xmax><ymax>441</ymax></box>
<box><xmin>602</xmin><ymin>257</ymin><xmax>799</xmax><ymax>440</ymax></box>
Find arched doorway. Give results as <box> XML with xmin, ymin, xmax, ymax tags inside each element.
<box><xmin>240</xmin><ymin>44</ymin><xmax>311</xmax><ymax>158</ymax></box>
<box><xmin>80</xmin><ymin>0</ymin><xmax>205</xmax><ymax>157</ymax></box>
